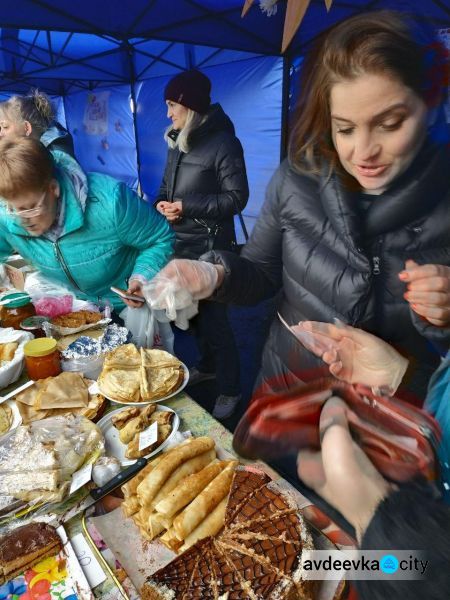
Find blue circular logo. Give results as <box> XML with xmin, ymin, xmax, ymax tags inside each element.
<box><xmin>380</xmin><ymin>554</ymin><xmax>399</xmax><ymax>574</ymax></box>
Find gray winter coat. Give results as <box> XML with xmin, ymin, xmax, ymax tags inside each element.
<box><xmin>204</xmin><ymin>141</ymin><xmax>450</xmax><ymax>400</ymax></box>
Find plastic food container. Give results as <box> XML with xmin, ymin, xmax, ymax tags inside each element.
<box><xmin>20</xmin><ymin>316</ymin><xmax>48</xmax><ymax>338</ymax></box>
<box><xmin>1</xmin><ymin>293</ymin><xmax>36</xmax><ymax>330</ymax></box>
<box><xmin>23</xmin><ymin>337</ymin><xmax>61</xmax><ymax>380</ymax></box>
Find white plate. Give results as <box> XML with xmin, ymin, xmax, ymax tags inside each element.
<box><xmin>96</xmin><ymin>404</ymin><xmax>180</xmax><ymax>466</ymax></box>
<box><xmin>0</xmin><ymin>399</ymin><xmax>22</xmax><ymax>439</ymax></box>
<box><xmin>95</xmin><ymin>362</ymin><xmax>189</xmax><ymax>406</ymax></box>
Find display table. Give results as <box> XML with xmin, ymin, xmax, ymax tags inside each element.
<box><xmin>59</xmin><ymin>391</ymin><xmax>350</xmax><ymax>599</ymax></box>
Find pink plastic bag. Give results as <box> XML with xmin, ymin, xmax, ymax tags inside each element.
<box><xmin>34</xmin><ymin>295</ymin><xmax>73</xmax><ymax>318</ymax></box>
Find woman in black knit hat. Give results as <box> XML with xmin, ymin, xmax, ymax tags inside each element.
<box><xmin>155</xmin><ymin>69</ymin><xmax>249</xmax><ymax>420</ymax></box>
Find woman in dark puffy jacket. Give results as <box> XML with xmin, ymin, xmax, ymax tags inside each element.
<box><xmin>148</xmin><ymin>12</ymin><xmax>450</xmax><ymax>405</ymax></box>
<box><xmin>155</xmin><ymin>69</ymin><xmax>249</xmax><ymax>419</ymax></box>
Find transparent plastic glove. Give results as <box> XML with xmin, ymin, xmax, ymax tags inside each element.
<box><xmin>143</xmin><ymin>259</ymin><xmax>219</xmax><ymax>322</ymax></box>
<box><xmin>297</xmin><ymin>397</ymin><xmax>392</xmax><ymax>541</ymax></box>
<box><xmin>295</xmin><ymin>321</ymin><xmax>409</xmax><ymax>395</ymax></box>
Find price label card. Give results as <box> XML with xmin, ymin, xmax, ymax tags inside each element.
<box><xmin>70</xmin><ymin>533</ymin><xmax>107</xmax><ymax>588</ymax></box>
<box><xmin>139</xmin><ymin>421</ymin><xmax>158</xmax><ymax>451</ymax></box>
<box><xmin>70</xmin><ymin>462</ymin><xmax>93</xmax><ymax>495</ymax></box>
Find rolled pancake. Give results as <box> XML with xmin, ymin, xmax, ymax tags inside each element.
<box><xmin>179</xmin><ymin>497</ymin><xmax>228</xmax><ymax>552</ymax></box>
<box><xmin>112</xmin><ymin>407</ymin><xmax>140</xmax><ymax>429</ymax></box>
<box><xmin>136</xmin><ymin>437</ymin><xmax>215</xmax><ymax>505</ymax></box>
<box><xmin>155</xmin><ymin>460</ymin><xmax>230</xmax><ymax>518</ymax></box>
<box><xmin>121</xmin><ymin>456</ymin><xmax>162</xmax><ymax>497</ymax></box>
<box><xmin>147</xmin><ymin>513</ymin><xmax>166</xmax><ymax>540</ymax></box>
<box><xmin>119</xmin><ymin>404</ymin><xmax>157</xmax><ymax>444</ymax></box>
<box><xmin>148</xmin><ymin>448</ymin><xmax>216</xmax><ymax>509</ymax></box>
<box><xmin>122</xmin><ymin>495</ymin><xmax>141</xmax><ymax>517</ymax></box>
<box><xmin>159</xmin><ymin>528</ymin><xmax>183</xmax><ymax>553</ymax></box>
<box><xmin>172</xmin><ymin>461</ymin><xmax>237</xmax><ymax>540</ymax></box>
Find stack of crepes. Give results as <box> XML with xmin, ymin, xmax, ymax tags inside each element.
<box><xmin>14</xmin><ymin>371</ymin><xmax>105</xmax><ymax>424</ymax></box>
<box><xmin>122</xmin><ymin>436</ymin><xmax>238</xmax><ymax>553</ymax></box>
<box><xmin>98</xmin><ymin>344</ymin><xmax>184</xmax><ymax>403</ymax></box>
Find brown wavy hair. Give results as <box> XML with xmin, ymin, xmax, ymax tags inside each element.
<box><xmin>288</xmin><ymin>11</ymin><xmax>443</xmax><ymax>178</ymax></box>
<box><xmin>0</xmin><ymin>137</ymin><xmax>53</xmax><ymax>199</ymax></box>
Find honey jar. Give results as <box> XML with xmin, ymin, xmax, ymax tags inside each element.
<box><xmin>1</xmin><ymin>293</ymin><xmax>36</xmax><ymax>330</ymax></box>
<box><xmin>23</xmin><ymin>338</ymin><xmax>61</xmax><ymax>380</ymax></box>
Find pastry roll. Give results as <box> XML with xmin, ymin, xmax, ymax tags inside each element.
<box><xmin>148</xmin><ymin>449</ymin><xmax>216</xmax><ymax>509</ymax></box>
<box><xmin>172</xmin><ymin>461</ymin><xmax>237</xmax><ymax>541</ymax></box>
<box><xmin>119</xmin><ymin>404</ymin><xmax>157</xmax><ymax>444</ymax></box>
<box><xmin>179</xmin><ymin>497</ymin><xmax>227</xmax><ymax>552</ymax></box>
<box><xmin>121</xmin><ymin>456</ymin><xmax>162</xmax><ymax>497</ymax></box>
<box><xmin>112</xmin><ymin>407</ymin><xmax>140</xmax><ymax>429</ymax></box>
<box><xmin>155</xmin><ymin>460</ymin><xmax>227</xmax><ymax>518</ymax></box>
<box><xmin>137</xmin><ymin>437</ymin><xmax>215</xmax><ymax>505</ymax></box>
<box><xmin>122</xmin><ymin>495</ymin><xmax>141</xmax><ymax>517</ymax></box>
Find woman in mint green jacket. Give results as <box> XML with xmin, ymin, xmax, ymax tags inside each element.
<box><xmin>0</xmin><ymin>137</ymin><xmax>174</xmax><ymax>311</ymax></box>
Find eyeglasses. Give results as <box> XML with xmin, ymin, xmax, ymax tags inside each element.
<box><xmin>2</xmin><ymin>191</ymin><xmax>47</xmax><ymax>220</ymax></box>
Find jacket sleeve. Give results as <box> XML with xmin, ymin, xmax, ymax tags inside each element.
<box><xmin>181</xmin><ymin>136</ymin><xmax>249</xmax><ymax>220</ymax></box>
<box><xmin>201</xmin><ymin>166</ymin><xmax>284</xmax><ymax>305</ymax></box>
<box><xmin>114</xmin><ymin>182</ymin><xmax>174</xmax><ymax>281</ymax></box>
<box><xmin>410</xmin><ymin>309</ymin><xmax>450</xmax><ymax>351</ymax></box>
<box><xmin>0</xmin><ymin>231</ymin><xmax>13</xmax><ymax>264</ymax></box>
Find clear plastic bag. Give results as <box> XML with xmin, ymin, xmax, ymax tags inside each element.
<box><xmin>120</xmin><ymin>304</ymin><xmax>174</xmax><ymax>352</ymax></box>
<box><xmin>0</xmin><ymin>415</ymin><xmax>104</xmax><ymax>504</ymax></box>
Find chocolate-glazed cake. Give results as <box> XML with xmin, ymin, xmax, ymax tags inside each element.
<box><xmin>142</xmin><ymin>468</ymin><xmax>315</xmax><ymax>599</ymax></box>
<box><xmin>0</xmin><ymin>522</ymin><xmax>61</xmax><ymax>584</ymax></box>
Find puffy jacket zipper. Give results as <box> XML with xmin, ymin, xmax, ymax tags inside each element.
<box><xmin>170</xmin><ymin>151</ymin><xmax>183</xmax><ymax>202</ymax></box>
<box><xmin>53</xmin><ymin>240</ymin><xmax>83</xmax><ymax>293</ymax></box>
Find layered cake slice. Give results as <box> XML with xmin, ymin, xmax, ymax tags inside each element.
<box><xmin>0</xmin><ymin>522</ymin><xmax>61</xmax><ymax>584</ymax></box>
<box><xmin>142</xmin><ymin>468</ymin><xmax>316</xmax><ymax>599</ymax></box>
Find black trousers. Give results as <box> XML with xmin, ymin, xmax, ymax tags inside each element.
<box><xmin>194</xmin><ymin>300</ymin><xmax>240</xmax><ymax>397</ymax></box>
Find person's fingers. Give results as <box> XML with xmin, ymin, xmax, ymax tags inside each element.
<box><xmin>409</xmin><ymin>302</ymin><xmax>450</xmax><ymax>325</ymax></box>
<box><xmin>300</xmin><ymin>321</ymin><xmax>344</xmax><ymax>341</ymax></box>
<box><xmin>322</xmin><ymin>348</ymin><xmax>338</xmax><ymax>364</ymax></box>
<box><xmin>319</xmin><ymin>399</ymin><xmax>363</xmax><ymax>482</ymax></box>
<box><xmin>122</xmin><ymin>298</ymin><xmax>145</xmax><ymax>309</ymax></box>
<box><xmin>290</xmin><ymin>326</ymin><xmax>337</xmax><ymax>356</ymax></box>
<box><xmin>404</xmin><ymin>290</ymin><xmax>448</xmax><ymax>305</ymax></box>
<box><xmin>399</xmin><ymin>263</ymin><xmax>450</xmax><ymax>283</ymax></box>
<box><xmin>329</xmin><ymin>361</ymin><xmax>344</xmax><ymax>377</ymax></box>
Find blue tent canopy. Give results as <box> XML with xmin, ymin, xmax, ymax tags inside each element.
<box><xmin>0</xmin><ymin>1</ymin><xmax>448</xmax><ymax>235</ymax></box>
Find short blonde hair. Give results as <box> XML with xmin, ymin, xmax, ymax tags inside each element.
<box><xmin>0</xmin><ymin>90</ymin><xmax>54</xmax><ymax>139</ymax></box>
<box><xmin>0</xmin><ymin>137</ymin><xmax>53</xmax><ymax>199</ymax></box>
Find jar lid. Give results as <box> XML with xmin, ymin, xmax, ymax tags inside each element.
<box><xmin>20</xmin><ymin>316</ymin><xmax>48</xmax><ymax>331</ymax></box>
<box><xmin>2</xmin><ymin>292</ymin><xmax>31</xmax><ymax>308</ymax></box>
<box><xmin>24</xmin><ymin>338</ymin><xmax>57</xmax><ymax>357</ymax></box>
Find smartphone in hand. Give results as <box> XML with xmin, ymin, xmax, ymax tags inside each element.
<box><xmin>110</xmin><ymin>286</ymin><xmax>145</xmax><ymax>303</ymax></box>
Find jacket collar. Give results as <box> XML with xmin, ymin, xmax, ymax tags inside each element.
<box><xmin>320</xmin><ymin>140</ymin><xmax>450</xmax><ymax>242</ymax></box>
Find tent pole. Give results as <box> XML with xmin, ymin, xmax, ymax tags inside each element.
<box><xmin>280</xmin><ymin>52</ymin><xmax>291</xmax><ymax>162</ymax></box>
<box><xmin>125</xmin><ymin>41</ymin><xmax>143</xmax><ymax>196</ymax></box>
